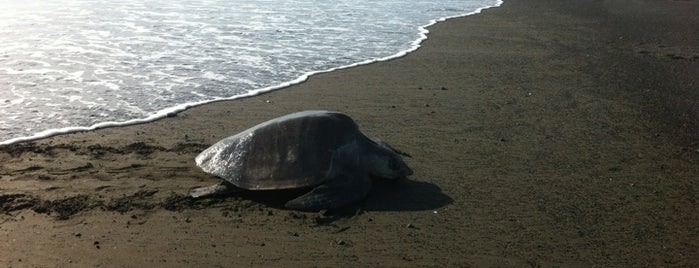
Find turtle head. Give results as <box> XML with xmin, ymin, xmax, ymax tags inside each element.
<box><xmin>366</xmin><ymin>139</ymin><xmax>413</xmax><ymax>179</ymax></box>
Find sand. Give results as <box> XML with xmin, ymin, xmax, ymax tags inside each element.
<box><xmin>1</xmin><ymin>0</ymin><xmax>698</xmax><ymax>267</ymax></box>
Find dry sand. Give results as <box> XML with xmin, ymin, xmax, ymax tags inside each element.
<box><xmin>1</xmin><ymin>0</ymin><xmax>698</xmax><ymax>267</ymax></box>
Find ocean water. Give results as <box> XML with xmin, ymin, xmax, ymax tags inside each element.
<box><xmin>0</xmin><ymin>0</ymin><xmax>501</xmax><ymax>145</ymax></box>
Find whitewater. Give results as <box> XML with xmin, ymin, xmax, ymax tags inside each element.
<box><xmin>0</xmin><ymin>0</ymin><xmax>502</xmax><ymax>145</ymax></box>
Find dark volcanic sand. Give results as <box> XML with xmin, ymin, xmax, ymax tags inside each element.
<box><xmin>1</xmin><ymin>0</ymin><xmax>698</xmax><ymax>267</ymax></box>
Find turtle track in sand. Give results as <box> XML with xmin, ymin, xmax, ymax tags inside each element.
<box><xmin>1</xmin><ymin>138</ymin><xmax>451</xmax><ymax>221</ymax></box>
<box><xmin>0</xmin><ymin>141</ymin><xmax>216</xmax><ymax>219</ymax></box>
<box><xmin>0</xmin><ymin>189</ymin><xmax>285</xmax><ymax>220</ymax></box>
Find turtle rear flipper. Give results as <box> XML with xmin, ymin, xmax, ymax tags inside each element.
<box><xmin>189</xmin><ymin>182</ymin><xmax>238</xmax><ymax>198</ymax></box>
<box><xmin>285</xmin><ymin>172</ymin><xmax>371</xmax><ymax>210</ymax></box>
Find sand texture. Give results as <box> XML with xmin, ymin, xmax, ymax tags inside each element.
<box><xmin>1</xmin><ymin>0</ymin><xmax>698</xmax><ymax>267</ymax></box>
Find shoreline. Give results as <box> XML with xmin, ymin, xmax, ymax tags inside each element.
<box><xmin>1</xmin><ymin>0</ymin><xmax>698</xmax><ymax>267</ymax></box>
<box><xmin>0</xmin><ymin>1</ymin><xmax>503</xmax><ymax>146</ymax></box>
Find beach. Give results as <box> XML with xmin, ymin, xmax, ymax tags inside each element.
<box><xmin>1</xmin><ymin>0</ymin><xmax>698</xmax><ymax>266</ymax></box>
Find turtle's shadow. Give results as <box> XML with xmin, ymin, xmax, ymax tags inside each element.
<box><xmin>234</xmin><ymin>177</ymin><xmax>453</xmax><ymax>213</ymax></box>
<box><xmin>362</xmin><ymin>177</ymin><xmax>453</xmax><ymax>212</ymax></box>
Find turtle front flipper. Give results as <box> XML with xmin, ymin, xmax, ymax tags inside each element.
<box><xmin>188</xmin><ymin>182</ymin><xmax>237</xmax><ymax>198</ymax></box>
<box><xmin>285</xmin><ymin>171</ymin><xmax>371</xmax><ymax>210</ymax></box>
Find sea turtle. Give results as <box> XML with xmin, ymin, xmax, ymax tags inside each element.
<box><xmin>190</xmin><ymin>110</ymin><xmax>413</xmax><ymax>210</ymax></box>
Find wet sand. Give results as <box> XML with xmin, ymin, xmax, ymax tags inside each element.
<box><xmin>1</xmin><ymin>0</ymin><xmax>698</xmax><ymax>267</ymax></box>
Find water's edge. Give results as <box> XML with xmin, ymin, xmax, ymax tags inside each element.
<box><xmin>0</xmin><ymin>1</ymin><xmax>503</xmax><ymax>146</ymax></box>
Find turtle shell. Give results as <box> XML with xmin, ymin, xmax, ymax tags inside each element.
<box><xmin>195</xmin><ymin>110</ymin><xmax>363</xmax><ymax>190</ymax></box>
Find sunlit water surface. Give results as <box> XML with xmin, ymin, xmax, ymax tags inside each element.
<box><xmin>0</xmin><ymin>0</ymin><xmax>500</xmax><ymax>144</ymax></box>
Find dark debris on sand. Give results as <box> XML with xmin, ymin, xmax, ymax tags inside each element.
<box><xmin>2</xmin><ymin>191</ymin><xmax>244</xmax><ymax>220</ymax></box>
<box><xmin>104</xmin><ymin>190</ymin><xmax>158</xmax><ymax>213</ymax></box>
<box><xmin>0</xmin><ymin>194</ymin><xmax>38</xmax><ymax>213</ymax></box>
<box><xmin>1</xmin><ymin>191</ymin><xmax>159</xmax><ymax>220</ymax></box>
<box><xmin>31</xmin><ymin>195</ymin><xmax>91</xmax><ymax>220</ymax></box>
